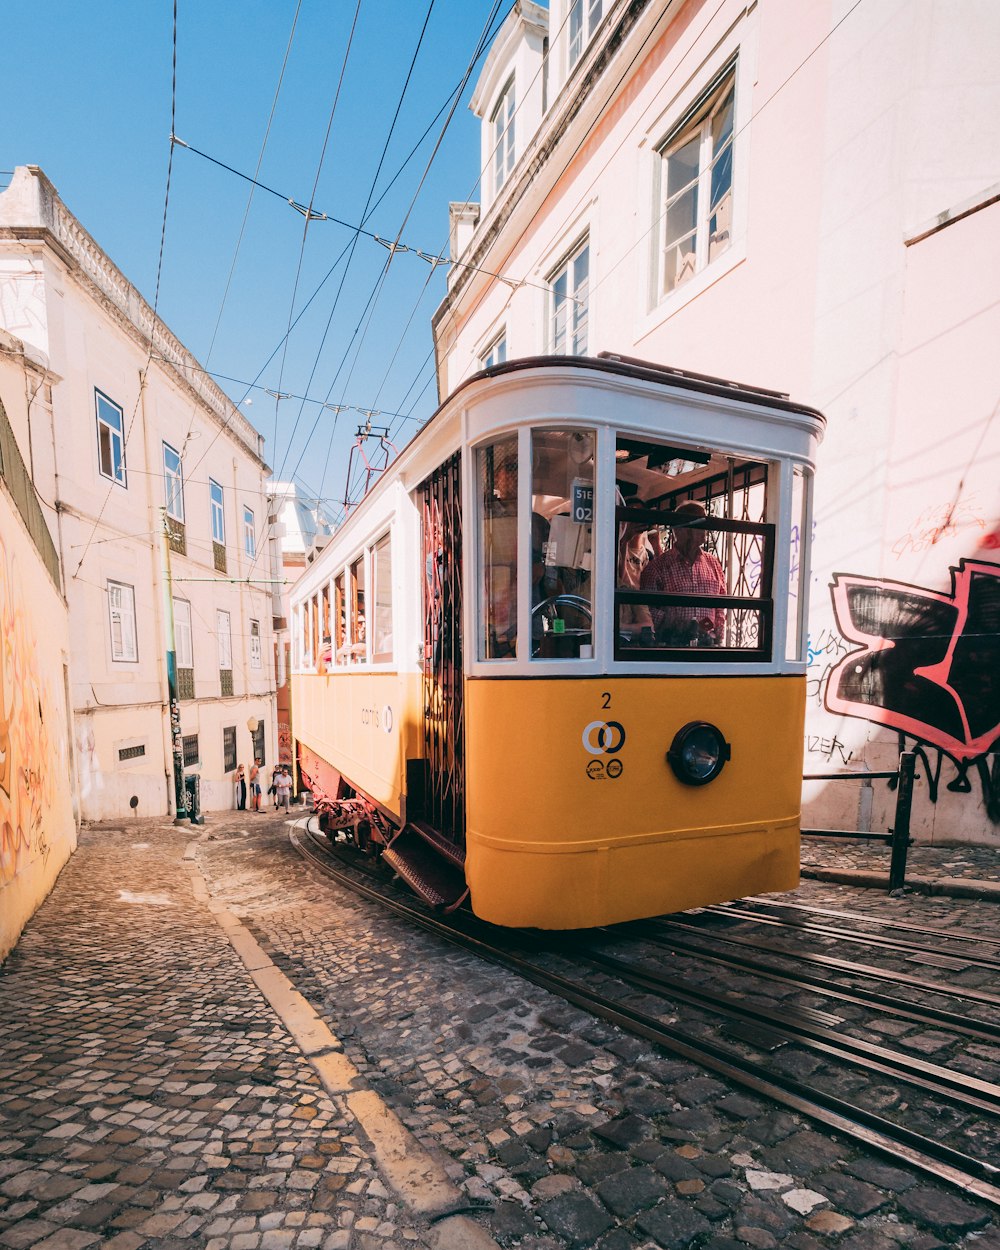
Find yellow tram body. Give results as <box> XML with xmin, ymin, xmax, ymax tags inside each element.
<box><xmin>289</xmin><ymin>355</ymin><xmax>824</xmax><ymax>930</ymax></box>
<box><xmin>464</xmin><ymin>676</ymin><xmax>803</xmax><ymax>928</ymax></box>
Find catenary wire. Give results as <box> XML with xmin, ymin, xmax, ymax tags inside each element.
<box><xmin>205</xmin><ymin>0</ymin><xmax>303</xmax><ymax>368</ymax></box>
<box><xmin>73</xmin><ymin>0</ymin><xmax>178</xmax><ymax>580</ymax></box>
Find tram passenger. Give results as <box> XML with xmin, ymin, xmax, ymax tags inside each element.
<box><xmin>616</xmin><ymin>494</ymin><xmax>654</xmax><ymax>646</ymax></box>
<box><xmin>640</xmin><ymin>499</ymin><xmax>726</xmax><ymax>646</ymax></box>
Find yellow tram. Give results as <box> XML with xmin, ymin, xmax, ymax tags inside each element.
<box><xmin>290</xmin><ymin>355</ymin><xmax>824</xmax><ymax>929</ymax></box>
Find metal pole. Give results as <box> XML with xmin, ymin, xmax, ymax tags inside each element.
<box><xmin>160</xmin><ymin>509</ymin><xmax>189</xmax><ymax>822</ymax></box>
<box><xmin>888</xmin><ymin>751</ymin><xmax>916</xmax><ymax>892</ymax></box>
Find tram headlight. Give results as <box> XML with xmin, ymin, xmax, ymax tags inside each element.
<box><xmin>667</xmin><ymin>721</ymin><xmax>731</xmax><ymax>786</ymax></box>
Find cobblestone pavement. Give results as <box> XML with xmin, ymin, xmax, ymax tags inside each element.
<box><xmin>2</xmin><ymin>811</ymin><xmax>999</xmax><ymax>1250</ymax></box>
<box><xmin>801</xmin><ymin>837</ymin><xmax>1000</xmax><ymax>896</ymax></box>
<box><xmin>0</xmin><ymin>818</ymin><xmax>476</xmax><ymax>1250</ymax></box>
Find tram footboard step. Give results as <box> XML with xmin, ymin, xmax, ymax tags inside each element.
<box><xmin>384</xmin><ymin>824</ymin><xmax>468</xmax><ymax>910</ymax></box>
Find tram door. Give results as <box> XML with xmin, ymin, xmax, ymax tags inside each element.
<box><xmin>418</xmin><ymin>453</ymin><xmax>465</xmax><ymax>848</ymax></box>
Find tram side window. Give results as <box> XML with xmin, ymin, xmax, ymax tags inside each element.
<box><xmin>373</xmin><ymin>533</ymin><xmax>393</xmax><ymax>663</ymax></box>
<box><xmin>614</xmin><ymin>436</ymin><xmax>774</xmax><ymax>659</ymax></box>
<box><xmin>334</xmin><ymin>572</ymin><xmax>347</xmax><ymax>665</ymax></box>
<box><xmin>320</xmin><ymin>585</ymin><xmax>331</xmax><ymax>668</ymax></box>
<box><xmin>350</xmin><ymin>556</ymin><xmax>367</xmax><ymax>662</ymax></box>
<box><xmin>531</xmin><ymin>429</ymin><xmax>594</xmax><ymax>659</ymax></box>
<box><xmin>479</xmin><ymin>437</ymin><xmax>518</xmax><ymax>659</ymax></box>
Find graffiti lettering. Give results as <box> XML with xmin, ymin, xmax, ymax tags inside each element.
<box><xmin>0</xmin><ymin>536</ymin><xmax>62</xmax><ymax>885</ymax></box>
<box><xmin>824</xmin><ymin>559</ymin><xmax>1000</xmax><ymax>822</ymax></box>
<box><xmin>806</xmin><ymin>734</ymin><xmax>853</xmax><ymax>765</ymax></box>
<box><xmin>891</xmin><ymin>498</ymin><xmax>986</xmax><ymax>560</ymax></box>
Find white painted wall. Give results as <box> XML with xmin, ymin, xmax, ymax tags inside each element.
<box><xmin>435</xmin><ymin>0</ymin><xmax>1000</xmax><ymax>843</ymax></box>
<box><xmin>0</xmin><ymin>166</ymin><xmax>278</xmax><ymax>818</ymax></box>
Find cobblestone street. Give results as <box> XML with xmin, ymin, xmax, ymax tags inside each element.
<box><xmin>2</xmin><ymin>812</ymin><xmax>999</xmax><ymax>1250</ymax></box>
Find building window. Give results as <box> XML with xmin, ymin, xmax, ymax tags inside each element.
<box><xmin>96</xmin><ymin>391</ymin><xmax>126</xmax><ymax>486</ymax></box>
<box><xmin>373</xmin><ymin>533</ymin><xmax>393</xmax><ymax>663</ymax></box>
<box><xmin>482</xmin><ymin>333</ymin><xmax>507</xmax><ymax>370</ymax></box>
<box><xmin>569</xmin><ymin>0</ymin><xmax>603</xmax><ymax>68</ymax></box>
<box><xmin>551</xmin><ymin>239</ymin><xmax>589</xmax><ymax>357</ymax></box>
<box><xmin>173</xmin><ymin>597</ymin><xmax>194</xmax><ymax>698</ymax></box>
<box><xmin>250</xmin><ymin>619</ymin><xmax>262</xmax><ymax>669</ymax></box>
<box><xmin>223</xmin><ymin>725</ymin><xmax>237</xmax><ymax>773</ymax></box>
<box><xmin>118</xmin><ymin>743</ymin><xmax>146</xmax><ymax>762</ymax></box>
<box><xmin>659</xmin><ymin>69</ymin><xmax>735</xmax><ymax>296</ymax></box>
<box><xmin>163</xmin><ymin>443</ymin><xmax>185</xmax><ymax>521</ymax></box>
<box><xmin>108</xmin><ymin>580</ymin><xmax>138</xmax><ymax>663</ymax></box>
<box><xmin>253</xmin><ymin>722</ymin><xmax>265</xmax><ymax>767</ymax></box>
<box><xmin>217</xmin><ymin>609</ymin><xmax>233</xmax><ymax>695</ymax></box>
<box><xmin>491</xmin><ymin>76</ymin><xmax>516</xmax><ymax>194</ymax></box>
<box><xmin>182</xmin><ymin>734</ymin><xmax>200</xmax><ymax>768</ymax></box>
<box><xmin>244</xmin><ymin>506</ymin><xmax>256</xmax><ymax>558</ymax></box>
<box><xmin>210</xmin><ymin>479</ymin><xmax>227</xmax><ymax>572</ymax></box>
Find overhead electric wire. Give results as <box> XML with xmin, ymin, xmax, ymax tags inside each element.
<box><xmin>204</xmin><ymin>0</ymin><xmax>302</xmax><ymax>367</ymax></box>
<box><xmin>272</xmin><ymin>0</ymin><xmax>365</xmax><ymax>463</ymax></box>
<box><xmin>274</xmin><ymin>0</ymin><xmax>507</xmax><ymax>523</ymax></box>
<box><xmin>181</xmin><ymin>5</ymin><xmax>509</xmax><ymax>491</ymax></box>
<box><xmin>74</xmin><ymin>0</ymin><xmax>179</xmax><ymax>580</ymax></box>
<box><xmin>268</xmin><ymin>0</ymin><xmax>441</xmax><ymax>496</ymax></box>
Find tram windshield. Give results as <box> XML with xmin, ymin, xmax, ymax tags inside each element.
<box><xmin>614</xmin><ymin>435</ymin><xmax>774</xmax><ymax>660</ymax></box>
<box><xmin>531</xmin><ymin>429</ymin><xmax>594</xmax><ymax>658</ymax></box>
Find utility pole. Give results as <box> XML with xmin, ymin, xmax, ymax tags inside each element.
<box><xmin>160</xmin><ymin>507</ymin><xmax>189</xmax><ymax>822</ymax></box>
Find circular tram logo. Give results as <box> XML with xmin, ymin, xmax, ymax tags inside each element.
<box><xmin>582</xmin><ymin>720</ymin><xmax>626</xmax><ymax>755</ymax></box>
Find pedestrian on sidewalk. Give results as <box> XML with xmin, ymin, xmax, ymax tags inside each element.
<box><xmin>249</xmin><ymin>758</ymin><xmax>262</xmax><ymax>812</ymax></box>
<box><xmin>234</xmin><ymin>764</ymin><xmax>247</xmax><ymax>811</ymax></box>
<box><xmin>276</xmin><ymin>765</ymin><xmax>293</xmax><ymax>813</ymax></box>
<box><xmin>268</xmin><ymin>765</ymin><xmax>280</xmax><ymax>809</ymax></box>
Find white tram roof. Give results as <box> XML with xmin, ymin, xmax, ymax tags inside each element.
<box><xmin>303</xmin><ymin>353</ymin><xmax>824</xmax><ymax>587</ymax></box>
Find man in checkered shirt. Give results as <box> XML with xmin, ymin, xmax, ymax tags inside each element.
<box><xmin>640</xmin><ymin>499</ymin><xmax>726</xmax><ymax>645</ymax></box>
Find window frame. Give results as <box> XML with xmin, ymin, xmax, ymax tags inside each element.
<box><xmin>216</xmin><ymin>608</ymin><xmax>233</xmax><ymax>673</ymax></box>
<box><xmin>490</xmin><ymin>75</ymin><xmax>516</xmax><ymax>196</ymax></box>
<box><xmin>549</xmin><ymin>237</ymin><xmax>590</xmax><ymax>357</ymax></box>
<box><xmin>223</xmin><ymin>725</ymin><xmax>237</xmax><ymax>773</ymax></box>
<box><xmin>243</xmin><ymin>506</ymin><xmax>256</xmax><ymax>558</ymax></box>
<box><xmin>108</xmin><ymin>579</ymin><xmax>138</xmax><ymax>664</ymax></box>
<box><xmin>210</xmin><ymin>478</ymin><xmax>225</xmax><ymax>544</ymax></box>
<box><xmin>372</xmin><ymin>531</ymin><xmax>393</xmax><ymax>665</ymax></box>
<box><xmin>568</xmin><ymin>0</ymin><xmax>603</xmax><ymax>69</ymax></box>
<box><xmin>182</xmin><ymin>733</ymin><xmax>200</xmax><ymax>768</ymax></box>
<box><xmin>656</xmin><ymin>66</ymin><xmax>736</xmax><ymax>299</ymax></box>
<box><xmin>250</xmin><ymin>618</ymin><xmax>262</xmax><ymax>669</ymax></box>
<box><xmin>481</xmin><ymin>331</ymin><xmax>507</xmax><ymax>370</ymax></box>
<box><xmin>163</xmin><ymin>441</ymin><xmax>185</xmax><ymax>522</ymax></box>
<box><xmin>173</xmin><ymin>597</ymin><xmax>193</xmax><ymax>670</ymax></box>
<box><xmin>96</xmin><ymin>390</ymin><xmax>127</xmax><ymax>487</ymax></box>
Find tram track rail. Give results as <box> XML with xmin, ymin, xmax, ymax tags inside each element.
<box><xmin>291</xmin><ymin>822</ymin><xmax>1000</xmax><ymax>1209</ymax></box>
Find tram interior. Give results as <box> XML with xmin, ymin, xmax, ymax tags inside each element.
<box><xmin>524</xmin><ymin>431</ymin><xmax>771</xmax><ymax>658</ymax></box>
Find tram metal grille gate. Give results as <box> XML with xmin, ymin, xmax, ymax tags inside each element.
<box><xmin>420</xmin><ymin>453</ymin><xmax>466</xmax><ymax>847</ymax></box>
<box><xmin>666</xmin><ymin>461</ymin><xmax>769</xmax><ymax>650</ymax></box>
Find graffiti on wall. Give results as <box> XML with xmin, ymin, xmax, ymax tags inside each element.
<box><xmin>0</xmin><ymin>535</ymin><xmax>64</xmax><ymax>884</ymax></box>
<box><xmin>824</xmin><ymin>559</ymin><xmax>1000</xmax><ymax>819</ymax></box>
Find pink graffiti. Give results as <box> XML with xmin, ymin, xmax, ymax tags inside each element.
<box><xmin>826</xmin><ymin>560</ymin><xmax>1000</xmax><ymax>761</ymax></box>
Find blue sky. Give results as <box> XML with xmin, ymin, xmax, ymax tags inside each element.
<box><xmin>4</xmin><ymin>1</ymin><xmax>513</xmax><ymax>512</ymax></box>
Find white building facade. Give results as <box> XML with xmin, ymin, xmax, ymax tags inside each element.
<box><xmin>434</xmin><ymin>0</ymin><xmax>1000</xmax><ymax>844</ymax></box>
<box><xmin>0</xmin><ymin>165</ymin><xmax>279</xmax><ymax>820</ymax></box>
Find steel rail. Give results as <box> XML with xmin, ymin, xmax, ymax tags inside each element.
<box><xmin>731</xmin><ymin>897</ymin><xmax>1000</xmax><ymax>948</ymax></box>
<box><xmin>643</xmin><ymin>917</ymin><xmax>1000</xmax><ymax>1007</ymax></box>
<box><xmin>604</xmin><ymin>926</ymin><xmax>1000</xmax><ymax>1045</ymax></box>
<box><xmin>291</xmin><ymin>825</ymin><xmax>1000</xmax><ymax>1208</ymax></box>
<box><xmin>700</xmin><ymin>904</ymin><xmax>1000</xmax><ymax>970</ymax></box>
<box><xmin>573</xmin><ymin>948</ymin><xmax>1000</xmax><ymax>1114</ymax></box>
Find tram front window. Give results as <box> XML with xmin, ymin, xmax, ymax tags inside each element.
<box><xmin>614</xmin><ymin>436</ymin><xmax>774</xmax><ymax>660</ymax></box>
<box><xmin>479</xmin><ymin>437</ymin><xmax>518</xmax><ymax>659</ymax></box>
<box><xmin>531</xmin><ymin>429</ymin><xmax>594</xmax><ymax>659</ymax></box>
